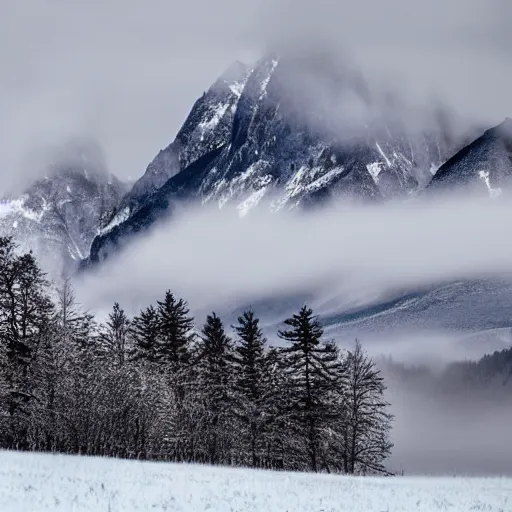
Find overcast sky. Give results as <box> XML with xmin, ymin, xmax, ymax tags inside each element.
<box><xmin>1</xmin><ymin>0</ymin><xmax>511</xmax><ymax>192</ymax></box>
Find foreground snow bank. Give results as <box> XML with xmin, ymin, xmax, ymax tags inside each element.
<box><xmin>0</xmin><ymin>451</ymin><xmax>510</xmax><ymax>511</ymax></box>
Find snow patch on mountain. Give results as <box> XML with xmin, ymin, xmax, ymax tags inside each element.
<box><xmin>237</xmin><ymin>187</ymin><xmax>269</xmax><ymax>217</ymax></box>
<box><xmin>203</xmin><ymin>161</ymin><xmax>274</xmax><ymax>211</ymax></box>
<box><xmin>229</xmin><ymin>81</ymin><xmax>245</xmax><ymax>98</ymax></box>
<box><xmin>259</xmin><ymin>59</ymin><xmax>279</xmax><ymax>100</ymax></box>
<box><xmin>367</xmin><ymin>162</ymin><xmax>383</xmax><ymax>183</ymax></box>
<box><xmin>376</xmin><ymin>142</ymin><xmax>392</xmax><ymax>167</ymax></box>
<box><xmin>478</xmin><ymin>170</ymin><xmax>502</xmax><ymax>198</ymax></box>
<box><xmin>198</xmin><ymin>103</ymin><xmax>231</xmax><ymax>141</ymax></box>
<box><xmin>98</xmin><ymin>206</ymin><xmax>131</xmax><ymax>236</ymax></box>
<box><xmin>271</xmin><ymin>164</ymin><xmax>349</xmax><ymax>211</ymax></box>
<box><xmin>0</xmin><ymin>197</ymin><xmax>49</xmax><ymax>223</ymax></box>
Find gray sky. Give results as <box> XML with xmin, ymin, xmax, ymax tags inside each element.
<box><xmin>1</xmin><ymin>0</ymin><xmax>511</xmax><ymax>192</ymax></box>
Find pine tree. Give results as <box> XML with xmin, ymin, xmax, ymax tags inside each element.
<box><xmin>130</xmin><ymin>305</ymin><xmax>160</xmax><ymax>363</ymax></box>
<box><xmin>340</xmin><ymin>339</ymin><xmax>393</xmax><ymax>475</ymax></box>
<box><xmin>231</xmin><ymin>309</ymin><xmax>268</xmax><ymax>467</ymax></box>
<box><xmin>156</xmin><ymin>291</ymin><xmax>194</xmax><ymax>368</ymax></box>
<box><xmin>196</xmin><ymin>312</ymin><xmax>233</xmax><ymax>464</ymax></box>
<box><xmin>278</xmin><ymin>305</ymin><xmax>341</xmax><ymax>472</ymax></box>
<box><xmin>259</xmin><ymin>346</ymin><xmax>291</xmax><ymax>470</ymax></box>
<box><xmin>99</xmin><ymin>303</ymin><xmax>130</xmax><ymax>366</ymax></box>
<box><xmin>152</xmin><ymin>292</ymin><xmax>195</xmax><ymax>461</ymax></box>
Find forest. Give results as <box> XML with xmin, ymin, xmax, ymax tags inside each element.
<box><xmin>0</xmin><ymin>235</ymin><xmax>396</xmax><ymax>475</ymax></box>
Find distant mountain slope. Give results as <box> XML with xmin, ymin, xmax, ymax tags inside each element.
<box><xmin>85</xmin><ymin>54</ymin><xmax>458</xmax><ymax>266</ymax></box>
<box><xmin>428</xmin><ymin>118</ymin><xmax>512</xmax><ymax>195</ymax></box>
<box><xmin>0</xmin><ymin>155</ymin><xmax>127</xmax><ymax>275</ymax></box>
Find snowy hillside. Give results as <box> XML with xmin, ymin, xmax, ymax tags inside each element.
<box><xmin>0</xmin><ymin>451</ymin><xmax>510</xmax><ymax>512</ymax></box>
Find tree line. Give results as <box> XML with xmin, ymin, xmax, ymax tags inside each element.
<box><xmin>0</xmin><ymin>237</ymin><xmax>393</xmax><ymax>474</ymax></box>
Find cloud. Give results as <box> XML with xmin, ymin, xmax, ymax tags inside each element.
<box><xmin>1</xmin><ymin>0</ymin><xmax>510</xmax><ymax>193</ymax></box>
<box><xmin>255</xmin><ymin>0</ymin><xmax>512</xmax><ymax>124</ymax></box>
<box><xmin>0</xmin><ymin>0</ymin><xmax>255</xmax><ymax>192</ymax></box>
<box><xmin>75</xmin><ymin>190</ymin><xmax>512</xmax><ymax>327</ymax></box>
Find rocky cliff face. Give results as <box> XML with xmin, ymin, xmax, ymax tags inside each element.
<box><xmin>113</xmin><ymin>61</ymin><xmax>250</xmax><ymax>220</ymax></box>
<box><xmin>86</xmin><ymin>54</ymin><xmax>459</xmax><ymax>265</ymax></box>
<box><xmin>427</xmin><ymin>118</ymin><xmax>512</xmax><ymax>197</ymax></box>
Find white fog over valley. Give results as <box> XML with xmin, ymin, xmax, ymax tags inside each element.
<box><xmin>1</xmin><ymin>0</ymin><xmax>512</xmax><ymax>510</ymax></box>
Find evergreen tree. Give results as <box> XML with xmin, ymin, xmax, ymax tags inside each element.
<box><xmin>130</xmin><ymin>305</ymin><xmax>160</xmax><ymax>363</ymax></box>
<box><xmin>153</xmin><ymin>292</ymin><xmax>194</xmax><ymax>460</ymax></box>
<box><xmin>99</xmin><ymin>303</ymin><xmax>130</xmax><ymax>366</ymax></box>
<box><xmin>278</xmin><ymin>305</ymin><xmax>341</xmax><ymax>472</ymax></box>
<box><xmin>0</xmin><ymin>237</ymin><xmax>398</xmax><ymax>473</ymax></box>
<box><xmin>231</xmin><ymin>309</ymin><xmax>268</xmax><ymax>467</ymax></box>
<box><xmin>156</xmin><ymin>291</ymin><xmax>194</xmax><ymax>367</ymax></box>
<box><xmin>197</xmin><ymin>312</ymin><xmax>233</xmax><ymax>464</ymax></box>
<box><xmin>260</xmin><ymin>346</ymin><xmax>293</xmax><ymax>470</ymax></box>
<box><xmin>340</xmin><ymin>340</ymin><xmax>393</xmax><ymax>475</ymax></box>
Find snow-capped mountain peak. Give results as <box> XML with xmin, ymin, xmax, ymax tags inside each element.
<box><xmin>83</xmin><ymin>53</ymin><xmax>465</xmax><ymax>266</ymax></box>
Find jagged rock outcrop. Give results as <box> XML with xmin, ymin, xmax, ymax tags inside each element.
<box><xmin>86</xmin><ymin>54</ymin><xmax>457</xmax><ymax>265</ymax></box>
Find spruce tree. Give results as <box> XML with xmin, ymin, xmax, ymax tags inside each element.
<box><xmin>278</xmin><ymin>305</ymin><xmax>341</xmax><ymax>472</ymax></box>
<box><xmin>150</xmin><ymin>292</ymin><xmax>194</xmax><ymax>462</ymax></box>
<box><xmin>99</xmin><ymin>302</ymin><xmax>130</xmax><ymax>366</ymax></box>
<box><xmin>259</xmin><ymin>346</ymin><xmax>291</xmax><ymax>470</ymax></box>
<box><xmin>156</xmin><ymin>291</ymin><xmax>194</xmax><ymax>367</ymax></box>
<box><xmin>197</xmin><ymin>312</ymin><xmax>233</xmax><ymax>464</ymax></box>
<box><xmin>232</xmin><ymin>309</ymin><xmax>268</xmax><ymax>467</ymax></box>
<box><xmin>130</xmin><ymin>305</ymin><xmax>160</xmax><ymax>363</ymax></box>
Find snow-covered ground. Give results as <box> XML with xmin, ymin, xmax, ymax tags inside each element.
<box><xmin>0</xmin><ymin>451</ymin><xmax>510</xmax><ymax>512</ymax></box>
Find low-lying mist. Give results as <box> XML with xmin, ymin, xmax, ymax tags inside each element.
<box><xmin>76</xmin><ymin>190</ymin><xmax>512</xmax><ymax>320</ymax></box>
<box><xmin>383</xmin><ymin>354</ymin><xmax>512</xmax><ymax>476</ymax></box>
<box><xmin>75</xmin><ymin>189</ymin><xmax>512</xmax><ymax>475</ymax></box>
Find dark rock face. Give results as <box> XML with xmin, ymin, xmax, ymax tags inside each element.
<box><xmin>86</xmin><ymin>54</ymin><xmax>457</xmax><ymax>266</ymax></box>
<box><xmin>117</xmin><ymin>61</ymin><xmax>250</xmax><ymax>216</ymax></box>
<box><xmin>427</xmin><ymin>118</ymin><xmax>512</xmax><ymax>196</ymax></box>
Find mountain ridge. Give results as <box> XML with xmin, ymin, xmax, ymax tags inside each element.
<box><xmin>84</xmin><ymin>54</ymin><xmax>464</xmax><ymax>266</ymax></box>
<box><xmin>427</xmin><ymin>117</ymin><xmax>512</xmax><ymax>195</ymax></box>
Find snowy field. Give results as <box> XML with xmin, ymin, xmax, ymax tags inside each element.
<box><xmin>0</xmin><ymin>451</ymin><xmax>511</xmax><ymax>512</ymax></box>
